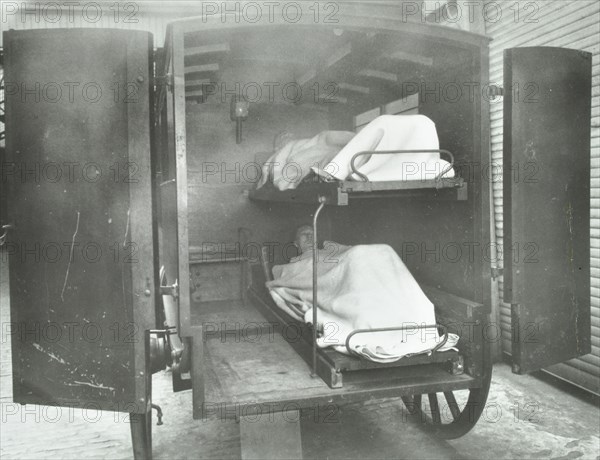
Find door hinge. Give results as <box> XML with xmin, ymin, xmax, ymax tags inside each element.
<box><xmin>487</xmin><ymin>85</ymin><xmax>503</xmax><ymax>98</ymax></box>
<box><xmin>154</xmin><ymin>73</ymin><xmax>174</xmax><ymax>89</ymax></box>
<box><xmin>491</xmin><ymin>266</ymin><xmax>503</xmax><ymax>279</ymax></box>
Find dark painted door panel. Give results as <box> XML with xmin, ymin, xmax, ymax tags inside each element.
<box><xmin>3</xmin><ymin>29</ymin><xmax>155</xmax><ymax>411</ymax></box>
<box><xmin>503</xmin><ymin>47</ymin><xmax>591</xmax><ymax>374</ymax></box>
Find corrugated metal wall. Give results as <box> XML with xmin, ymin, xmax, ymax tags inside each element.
<box><xmin>487</xmin><ymin>0</ymin><xmax>600</xmax><ymax>394</ymax></box>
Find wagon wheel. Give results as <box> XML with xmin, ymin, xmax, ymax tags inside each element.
<box><xmin>401</xmin><ymin>355</ymin><xmax>493</xmax><ymax>439</ymax></box>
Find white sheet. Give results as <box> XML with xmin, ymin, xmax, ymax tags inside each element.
<box><xmin>314</xmin><ymin>114</ymin><xmax>455</xmax><ymax>182</ymax></box>
<box><xmin>256</xmin><ymin>131</ymin><xmax>355</xmax><ymax>191</ymax></box>
<box><xmin>267</xmin><ymin>243</ymin><xmax>458</xmax><ymax>363</ymax></box>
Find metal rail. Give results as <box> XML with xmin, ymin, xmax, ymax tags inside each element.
<box><xmin>344</xmin><ymin>323</ymin><xmax>449</xmax><ymax>357</ymax></box>
<box><xmin>349</xmin><ymin>149</ymin><xmax>455</xmax><ymax>182</ymax></box>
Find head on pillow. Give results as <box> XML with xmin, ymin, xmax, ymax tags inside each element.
<box><xmin>294</xmin><ymin>225</ymin><xmax>314</xmax><ymax>255</ymax></box>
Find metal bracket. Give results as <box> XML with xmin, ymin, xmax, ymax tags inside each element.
<box><xmin>160</xmin><ymin>279</ymin><xmax>179</xmax><ymax>300</ymax></box>
<box><xmin>487</xmin><ymin>85</ymin><xmax>504</xmax><ymax>98</ymax></box>
<box><xmin>449</xmin><ymin>354</ymin><xmax>465</xmax><ymax>375</ymax></box>
<box><xmin>154</xmin><ymin>73</ymin><xmax>173</xmax><ymax>89</ymax></box>
<box><xmin>148</xmin><ymin>329</ymin><xmax>170</xmax><ymax>374</ymax></box>
<box><xmin>491</xmin><ymin>266</ymin><xmax>503</xmax><ymax>279</ymax></box>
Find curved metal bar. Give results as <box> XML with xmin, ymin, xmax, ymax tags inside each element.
<box><xmin>311</xmin><ymin>196</ymin><xmax>327</xmax><ymax>377</ymax></box>
<box><xmin>344</xmin><ymin>323</ymin><xmax>449</xmax><ymax>358</ymax></box>
<box><xmin>349</xmin><ymin>149</ymin><xmax>455</xmax><ymax>182</ymax></box>
<box><xmin>0</xmin><ymin>224</ymin><xmax>13</xmax><ymax>246</ymax></box>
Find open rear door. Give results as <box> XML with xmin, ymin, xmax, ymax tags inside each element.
<box><xmin>503</xmin><ymin>47</ymin><xmax>592</xmax><ymax>374</ymax></box>
<box><xmin>3</xmin><ymin>29</ymin><xmax>155</xmax><ymax>411</ymax></box>
<box><xmin>154</xmin><ymin>24</ymin><xmax>193</xmax><ymax>390</ymax></box>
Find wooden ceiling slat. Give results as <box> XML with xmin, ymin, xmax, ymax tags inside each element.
<box><xmin>184</xmin><ymin>63</ymin><xmax>219</xmax><ymax>74</ymax></box>
<box><xmin>184</xmin><ymin>43</ymin><xmax>230</xmax><ymax>57</ymax></box>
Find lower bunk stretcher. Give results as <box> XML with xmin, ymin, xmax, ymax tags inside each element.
<box><xmin>250</xmin><ymin>254</ymin><xmax>467</xmax><ymax>389</ymax></box>
<box><xmin>266</xmin><ymin>243</ymin><xmax>459</xmax><ymax>363</ymax></box>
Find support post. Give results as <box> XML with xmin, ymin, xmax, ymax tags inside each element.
<box><xmin>130</xmin><ymin>409</ymin><xmax>153</xmax><ymax>460</ymax></box>
<box><xmin>311</xmin><ymin>197</ymin><xmax>327</xmax><ymax>377</ymax></box>
<box><xmin>130</xmin><ymin>330</ymin><xmax>153</xmax><ymax>459</ymax></box>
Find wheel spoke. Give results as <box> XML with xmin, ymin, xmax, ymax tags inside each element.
<box><xmin>401</xmin><ymin>396</ymin><xmax>415</xmax><ymax>415</ymax></box>
<box><xmin>444</xmin><ymin>391</ymin><xmax>461</xmax><ymax>421</ymax></box>
<box><xmin>414</xmin><ymin>394</ymin><xmax>422</xmax><ymax>410</ymax></box>
<box><xmin>428</xmin><ymin>393</ymin><xmax>441</xmax><ymax>425</ymax></box>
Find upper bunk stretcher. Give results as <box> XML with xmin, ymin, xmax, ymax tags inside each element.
<box><xmin>249</xmin><ymin>156</ymin><xmax>466</xmax><ymax>205</ymax></box>
<box><xmin>249</xmin><ymin>114</ymin><xmax>467</xmax><ymax>205</ymax></box>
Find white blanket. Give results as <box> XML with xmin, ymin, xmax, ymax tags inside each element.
<box><xmin>267</xmin><ymin>243</ymin><xmax>458</xmax><ymax>363</ymax></box>
<box><xmin>314</xmin><ymin>114</ymin><xmax>455</xmax><ymax>182</ymax></box>
<box><xmin>256</xmin><ymin>131</ymin><xmax>355</xmax><ymax>191</ymax></box>
<box><xmin>256</xmin><ymin>115</ymin><xmax>455</xmax><ymax>191</ymax></box>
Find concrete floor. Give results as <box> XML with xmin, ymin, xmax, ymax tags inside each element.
<box><xmin>1</xmin><ymin>252</ymin><xmax>599</xmax><ymax>459</ymax></box>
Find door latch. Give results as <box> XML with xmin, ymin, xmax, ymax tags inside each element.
<box><xmin>160</xmin><ymin>279</ymin><xmax>179</xmax><ymax>300</ymax></box>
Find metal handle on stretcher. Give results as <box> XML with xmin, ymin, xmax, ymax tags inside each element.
<box><xmin>311</xmin><ymin>196</ymin><xmax>327</xmax><ymax>377</ymax></box>
<box><xmin>349</xmin><ymin>149</ymin><xmax>455</xmax><ymax>182</ymax></box>
<box><xmin>344</xmin><ymin>323</ymin><xmax>449</xmax><ymax>357</ymax></box>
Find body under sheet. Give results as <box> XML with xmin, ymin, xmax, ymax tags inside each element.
<box><xmin>266</xmin><ymin>243</ymin><xmax>458</xmax><ymax>363</ymax></box>
<box><xmin>256</xmin><ymin>115</ymin><xmax>455</xmax><ymax>191</ymax></box>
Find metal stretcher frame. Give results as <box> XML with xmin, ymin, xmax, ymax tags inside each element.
<box><xmin>248</xmin><ymin>150</ymin><xmax>467</xmax><ymax>205</ymax></box>
<box><xmin>348</xmin><ymin>149</ymin><xmax>455</xmax><ymax>182</ymax></box>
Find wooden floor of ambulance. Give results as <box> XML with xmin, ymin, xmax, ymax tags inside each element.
<box><xmin>1</xmin><ymin>258</ymin><xmax>599</xmax><ymax>459</ymax></box>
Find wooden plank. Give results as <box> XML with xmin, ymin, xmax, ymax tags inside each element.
<box><xmin>185</xmin><ymin>78</ymin><xmax>211</xmax><ymax>88</ymax></box>
<box><xmin>389</xmin><ymin>50</ymin><xmax>433</xmax><ymax>66</ymax></box>
<box><xmin>184</xmin><ymin>63</ymin><xmax>219</xmax><ymax>74</ymax></box>
<box><xmin>353</xmin><ymin>107</ymin><xmax>381</xmax><ymax>130</ymax></box>
<box><xmin>422</xmin><ymin>285</ymin><xmax>486</xmax><ymax>380</ymax></box>
<box><xmin>315</xmin><ymin>93</ymin><xmax>347</xmax><ymax>104</ymax></box>
<box><xmin>382</xmin><ymin>94</ymin><xmax>420</xmax><ymax>115</ymax></box>
<box><xmin>338</xmin><ymin>82</ymin><xmax>370</xmax><ymax>95</ymax></box>
<box><xmin>357</xmin><ymin>69</ymin><xmax>397</xmax><ymax>83</ymax></box>
<box><xmin>184</xmin><ymin>43</ymin><xmax>230</xmax><ymax>57</ymax></box>
<box><xmin>191</xmin><ymin>326</ymin><xmax>205</xmax><ymax>420</ymax></box>
<box><xmin>186</xmin><ymin>89</ymin><xmax>203</xmax><ymax>97</ymax></box>
<box><xmin>191</xmin><ymin>299</ymin><xmax>272</xmax><ymax>337</ymax></box>
<box><xmin>421</xmin><ymin>284</ymin><xmax>484</xmax><ymax>322</ymax></box>
<box><xmin>249</xmin><ymin>289</ymin><xmax>343</xmax><ymax>388</ymax></box>
<box><xmin>200</xmin><ymin>330</ymin><xmax>476</xmax><ymax>419</ymax></box>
